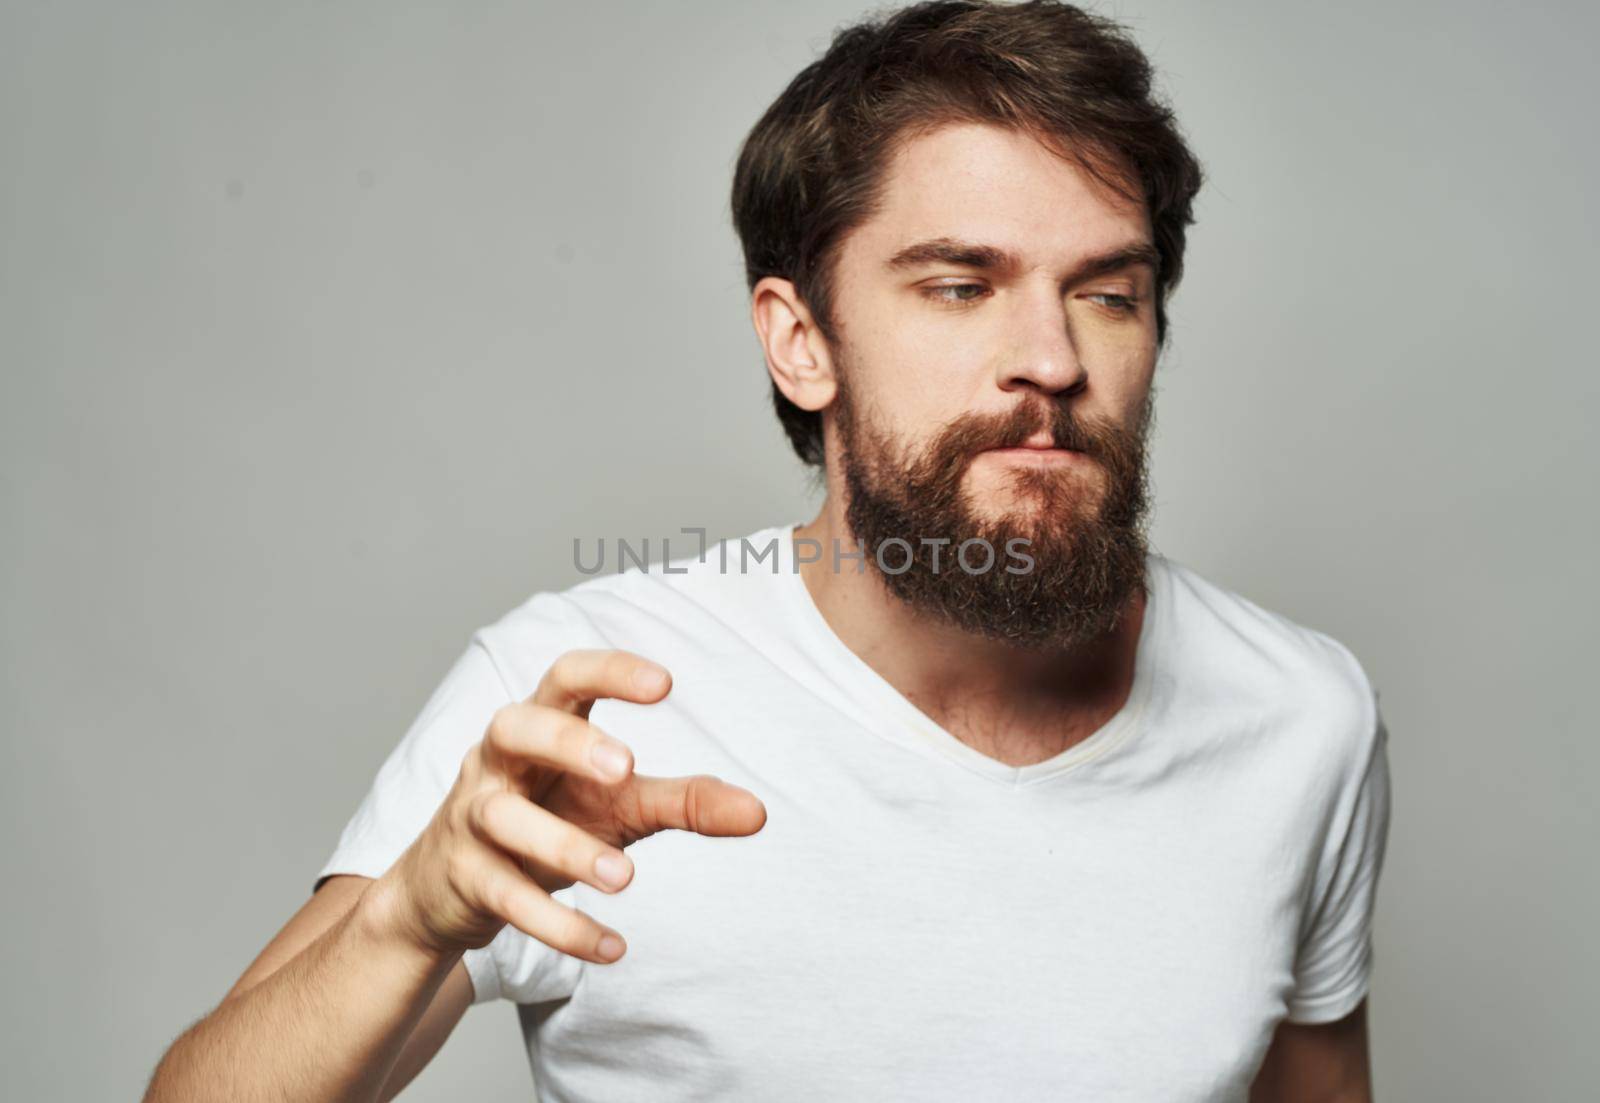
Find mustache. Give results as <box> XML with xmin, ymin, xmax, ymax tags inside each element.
<box><xmin>936</xmin><ymin>399</ymin><xmax>1102</xmax><ymax>458</ymax></box>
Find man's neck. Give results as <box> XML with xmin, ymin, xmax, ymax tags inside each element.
<box><xmin>793</xmin><ymin>503</ymin><xmax>1147</xmax><ymax>768</ymax></box>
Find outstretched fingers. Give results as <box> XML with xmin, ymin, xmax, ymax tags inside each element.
<box><xmin>480</xmin><ymin>702</ymin><xmax>635</xmax><ymax>785</ymax></box>
<box><xmin>467</xmin><ymin>789</ymin><xmax>635</xmax><ymax>895</ymax></box>
<box><xmin>474</xmin><ymin>846</ymin><xmax>629</xmax><ymax>964</ymax></box>
<box><xmin>531</xmin><ymin>649</ymin><xmax>672</xmax><ymax>718</ymax></box>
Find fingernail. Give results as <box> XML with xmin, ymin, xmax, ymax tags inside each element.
<box><xmin>590</xmin><ymin>740</ymin><xmax>631</xmax><ymax>779</ymax></box>
<box><xmin>593</xmin><ymin>852</ymin><xmax>631</xmax><ymax>889</ymax></box>
<box><xmin>596</xmin><ymin>933</ymin><xmax>626</xmax><ymax>961</ymax></box>
<box><xmin>632</xmin><ymin>666</ymin><xmax>667</xmax><ymax>693</ymax></box>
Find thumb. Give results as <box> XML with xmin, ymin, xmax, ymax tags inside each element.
<box><xmin>632</xmin><ymin>774</ymin><xmax>768</xmax><ymax>838</ymax></box>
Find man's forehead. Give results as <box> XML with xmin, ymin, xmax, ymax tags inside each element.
<box><xmin>854</xmin><ymin>121</ymin><xmax>1151</xmax><ymax>264</ymax></box>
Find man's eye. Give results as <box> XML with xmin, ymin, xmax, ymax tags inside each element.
<box><xmin>922</xmin><ymin>282</ymin><xmax>989</xmax><ymax>305</ymax></box>
<box><xmin>1085</xmin><ymin>292</ymin><xmax>1141</xmax><ymax>315</ymax></box>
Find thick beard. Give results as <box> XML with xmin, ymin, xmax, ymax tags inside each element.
<box><xmin>835</xmin><ymin>369</ymin><xmax>1156</xmax><ymax>652</ymax></box>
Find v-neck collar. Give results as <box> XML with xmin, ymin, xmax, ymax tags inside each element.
<box><xmin>773</xmin><ymin>521</ymin><xmax>1168</xmax><ymax>788</ymax></box>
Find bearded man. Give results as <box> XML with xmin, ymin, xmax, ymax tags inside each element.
<box><xmin>146</xmin><ymin>3</ymin><xmax>1391</xmax><ymax>1101</ymax></box>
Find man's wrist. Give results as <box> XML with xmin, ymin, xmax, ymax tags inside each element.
<box><xmin>352</xmin><ymin>874</ymin><xmax>464</xmax><ymax>974</ymax></box>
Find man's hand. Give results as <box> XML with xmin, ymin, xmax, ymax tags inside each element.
<box><xmin>378</xmin><ymin>648</ymin><xmax>768</xmax><ymax>965</ymax></box>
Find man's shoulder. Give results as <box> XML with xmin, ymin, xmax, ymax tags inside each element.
<box><xmin>470</xmin><ymin>523</ymin><xmax>796</xmax><ymax>697</ymax></box>
<box><xmin>541</xmin><ymin>522</ymin><xmax>795</xmax><ymax>620</ymax></box>
<box><xmin>1157</xmin><ymin>552</ymin><xmax>1382</xmax><ymax>762</ymax></box>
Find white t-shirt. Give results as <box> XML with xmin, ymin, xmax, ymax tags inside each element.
<box><xmin>317</xmin><ymin>522</ymin><xmax>1391</xmax><ymax>1102</ymax></box>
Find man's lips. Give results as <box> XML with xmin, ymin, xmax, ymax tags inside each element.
<box><xmin>978</xmin><ymin>431</ymin><xmax>1086</xmax><ymax>461</ymax></box>
<box><xmin>992</xmin><ymin>431</ymin><xmax>1077</xmax><ymax>451</ymax></box>
<box><xmin>978</xmin><ymin>444</ymin><xmax>1086</xmax><ymax>465</ymax></box>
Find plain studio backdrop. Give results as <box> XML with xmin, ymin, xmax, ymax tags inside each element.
<box><xmin>2</xmin><ymin>1</ymin><xmax>1595</xmax><ymax>1098</ymax></box>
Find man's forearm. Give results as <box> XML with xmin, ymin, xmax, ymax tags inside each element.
<box><xmin>144</xmin><ymin>880</ymin><xmax>461</xmax><ymax>1103</ymax></box>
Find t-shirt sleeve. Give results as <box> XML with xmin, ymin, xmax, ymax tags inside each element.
<box><xmin>1284</xmin><ymin>688</ymin><xmax>1394</xmax><ymax>1024</ymax></box>
<box><xmin>314</xmin><ymin>632</ymin><xmax>580</xmax><ymax>1006</ymax></box>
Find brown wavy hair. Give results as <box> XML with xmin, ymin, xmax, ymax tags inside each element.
<box><xmin>731</xmin><ymin>0</ymin><xmax>1204</xmax><ymax>467</ymax></box>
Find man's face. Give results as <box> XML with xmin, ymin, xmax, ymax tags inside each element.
<box><xmin>821</xmin><ymin>122</ymin><xmax>1161</xmax><ymax>648</ymax></box>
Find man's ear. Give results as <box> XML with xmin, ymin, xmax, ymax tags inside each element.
<box><xmin>750</xmin><ymin>276</ymin><xmax>837</xmax><ymax>414</ymax></box>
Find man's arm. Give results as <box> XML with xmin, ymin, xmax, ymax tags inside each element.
<box><xmin>229</xmin><ymin>874</ymin><xmax>475</xmax><ymax>1102</ymax></box>
<box><xmin>142</xmin><ymin>649</ymin><xmax>767</xmax><ymax>1103</ymax></box>
<box><xmin>143</xmin><ymin>874</ymin><xmax>471</xmax><ymax>1103</ymax></box>
<box><xmin>1248</xmin><ymin>999</ymin><xmax>1372</xmax><ymax>1103</ymax></box>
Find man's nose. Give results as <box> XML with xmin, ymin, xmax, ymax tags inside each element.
<box><xmin>995</xmin><ymin>287</ymin><xmax>1087</xmax><ymax>396</ymax></box>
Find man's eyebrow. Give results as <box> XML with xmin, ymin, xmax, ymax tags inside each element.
<box><xmin>883</xmin><ymin>237</ymin><xmax>1161</xmax><ymax>284</ymax></box>
<box><xmin>1067</xmin><ymin>243</ymin><xmax>1162</xmax><ymax>284</ymax></box>
<box><xmin>884</xmin><ymin>237</ymin><xmax>1020</xmax><ymax>273</ymax></box>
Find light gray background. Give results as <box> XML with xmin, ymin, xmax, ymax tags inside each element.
<box><xmin>2</xmin><ymin>1</ymin><xmax>1595</xmax><ymax>1099</ymax></box>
